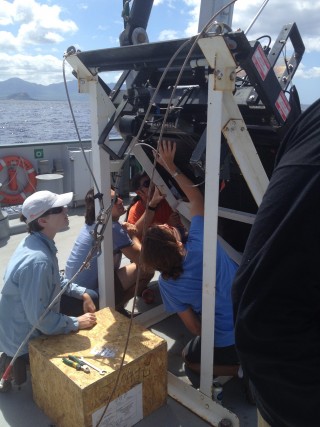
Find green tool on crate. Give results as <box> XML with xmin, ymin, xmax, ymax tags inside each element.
<box><xmin>62</xmin><ymin>356</ymin><xmax>90</xmax><ymax>373</ymax></box>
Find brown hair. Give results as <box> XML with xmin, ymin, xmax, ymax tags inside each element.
<box><xmin>85</xmin><ymin>188</ymin><xmax>96</xmax><ymax>225</ymax></box>
<box><xmin>131</xmin><ymin>171</ymin><xmax>148</xmax><ymax>192</ymax></box>
<box><xmin>142</xmin><ymin>225</ymin><xmax>184</xmax><ymax>280</ymax></box>
<box><xmin>20</xmin><ymin>214</ymin><xmax>44</xmax><ymax>233</ymax></box>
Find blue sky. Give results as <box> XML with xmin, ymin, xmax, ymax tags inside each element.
<box><xmin>1</xmin><ymin>0</ymin><xmax>320</xmax><ymax>105</ymax></box>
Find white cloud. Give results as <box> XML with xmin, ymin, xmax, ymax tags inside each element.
<box><xmin>0</xmin><ymin>0</ymin><xmax>319</xmax><ymax>93</ymax></box>
<box><xmin>0</xmin><ymin>1</ymin><xmax>15</xmax><ymax>25</ymax></box>
<box><xmin>0</xmin><ymin>0</ymin><xmax>77</xmax><ymax>53</ymax></box>
<box><xmin>0</xmin><ymin>52</ymin><xmax>72</xmax><ymax>85</ymax></box>
<box><xmin>183</xmin><ymin>0</ymin><xmax>200</xmax><ymax>36</ymax></box>
<box><xmin>303</xmin><ymin>36</ymin><xmax>320</xmax><ymax>53</ymax></box>
<box><xmin>154</xmin><ymin>0</ymin><xmax>175</xmax><ymax>8</ymax></box>
<box><xmin>179</xmin><ymin>0</ymin><xmax>320</xmax><ymax>50</ymax></box>
<box><xmin>106</xmin><ymin>35</ymin><xmax>120</xmax><ymax>47</ymax></box>
<box><xmin>178</xmin><ymin>0</ymin><xmax>320</xmax><ymax>77</ymax></box>
<box><xmin>232</xmin><ymin>0</ymin><xmax>320</xmax><ymax>39</ymax></box>
<box><xmin>158</xmin><ymin>29</ymin><xmax>179</xmax><ymax>41</ymax></box>
<box><xmin>0</xmin><ymin>31</ymin><xmax>20</xmax><ymax>50</ymax></box>
<box><xmin>296</xmin><ymin>65</ymin><xmax>320</xmax><ymax>79</ymax></box>
<box><xmin>100</xmin><ymin>71</ymin><xmax>123</xmax><ymax>84</ymax></box>
<box><xmin>78</xmin><ymin>3</ymin><xmax>88</xmax><ymax>11</ymax></box>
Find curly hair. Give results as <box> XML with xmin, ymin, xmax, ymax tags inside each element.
<box><xmin>142</xmin><ymin>225</ymin><xmax>184</xmax><ymax>280</ymax></box>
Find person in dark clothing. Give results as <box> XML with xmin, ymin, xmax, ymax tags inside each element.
<box><xmin>232</xmin><ymin>99</ymin><xmax>320</xmax><ymax>427</ymax></box>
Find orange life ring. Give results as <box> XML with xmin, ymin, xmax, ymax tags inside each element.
<box><xmin>0</xmin><ymin>156</ymin><xmax>37</xmax><ymax>205</ymax></box>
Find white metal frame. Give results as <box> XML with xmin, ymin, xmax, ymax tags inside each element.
<box><xmin>65</xmin><ymin>56</ymin><xmax>117</xmax><ymax>310</ymax></box>
<box><xmin>66</xmin><ymin>32</ymin><xmax>269</xmax><ymax>426</ymax></box>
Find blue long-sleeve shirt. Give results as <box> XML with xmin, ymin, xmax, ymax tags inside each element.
<box><xmin>0</xmin><ymin>232</ymin><xmax>87</xmax><ymax>356</ymax></box>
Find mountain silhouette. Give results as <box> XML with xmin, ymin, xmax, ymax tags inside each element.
<box><xmin>0</xmin><ymin>78</ymin><xmax>88</xmax><ymax>101</ymax></box>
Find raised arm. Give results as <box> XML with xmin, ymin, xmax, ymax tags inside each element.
<box><xmin>157</xmin><ymin>140</ymin><xmax>204</xmax><ymax>217</ymax></box>
<box><xmin>129</xmin><ymin>186</ymin><xmax>165</xmax><ymax>238</ymax></box>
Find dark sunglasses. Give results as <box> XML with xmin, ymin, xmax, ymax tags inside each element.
<box><xmin>140</xmin><ymin>179</ymin><xmax>150</xmax><ymax>189</ymax></box>
<box><xmin>41</xmin><ymin>206</ymin><xmax>64</xmax><ymax>217</ymax></box>
<box><xmin>112</xmin><ymin>194</ymin><xmax>122</xmax><ymax>204</ymax></box>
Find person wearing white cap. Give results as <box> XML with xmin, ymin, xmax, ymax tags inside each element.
<box><xmin>0</xmin><ymin>190</ymin><xmax>97</xmax><ymax>392</ymax></box>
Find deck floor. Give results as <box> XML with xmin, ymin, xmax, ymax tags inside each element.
<box><xmin>0</xmin><ymin>204</ymin><xmax>256</xmax><ymax>426</ymax></box>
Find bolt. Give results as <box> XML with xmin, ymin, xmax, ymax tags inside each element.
<box><xmin>215</xmin><ymin>70</ymin><xmax>223</xmax><ymax>80</ymax></box>
<box><xmin>218</xmin><ymin>419</ymin><xmax>233</xmax><ymax>427</ymax></box>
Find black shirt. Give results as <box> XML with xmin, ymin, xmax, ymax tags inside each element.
<box><xmin>232</xmin><ymin>99</ymin><xmax>320</xmax><ymax>427</ymax></box>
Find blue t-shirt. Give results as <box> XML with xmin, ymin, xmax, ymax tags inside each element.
<box><xmin>112</xmin><ymin>221</ymin><xmax>133</xmax><ymax>270</ymax></box>
<box><xmin>66</xmin><ymin>221</ymin><xmax>133</xmax><ymax>293</ymax></box>
<box><xmin>158</xmin><ymin>215</ymin><xmax>238</xmax><ymax>347</ymax></box>
<box><xmin>65</xmin><ymin>224</ymin><xmax>98</xmax><ymax>295</ymax></box>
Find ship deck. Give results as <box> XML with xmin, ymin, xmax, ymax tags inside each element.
<box><xmin>0</xmin><ymin>203</ymin><xmax>256</xmax><ymax>427</ymax></box>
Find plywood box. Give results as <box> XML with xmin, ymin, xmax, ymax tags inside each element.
<box><xmin>29</xmin><ymin>307</ymin><xmax>167</xmax><ymax>427</ymax></box>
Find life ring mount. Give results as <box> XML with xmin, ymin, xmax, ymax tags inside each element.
<box><xmin>0</xmin><ymin>156</ymin><xmax>37</xmax><ymax>205</ymax></box>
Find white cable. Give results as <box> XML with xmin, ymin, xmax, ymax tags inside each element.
<box><xmin>244</xmin><ymin>0</ymin><xmax>270</xmax><ymax>35</ymax></box>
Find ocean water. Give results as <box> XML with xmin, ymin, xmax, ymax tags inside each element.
<box><xmin>0</xmin><ymin>100</ymin><xmax>92</xmax><ymax>144</ymax></box>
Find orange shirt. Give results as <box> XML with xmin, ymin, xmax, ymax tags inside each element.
<box><xmin>127</xmin><ymin>198</ymin><xmax>174</xmax><ymax>226</ymax></box>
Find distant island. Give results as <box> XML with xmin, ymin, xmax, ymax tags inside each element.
<box><xmin>0</xmin><ymin>77</ymin><xmax>90</xmax><ymax>102</ymax></box>
<box><xmin>6</xmin><ymin>92</ymin><xmax>36</xmax><ymax>101</ymax></box>
<box><xmin>0</xmin><ymin>78</ymin><xmax>116</xmax><ymax>102</ymax></box>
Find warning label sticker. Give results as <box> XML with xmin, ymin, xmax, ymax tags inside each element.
<box><xmin>252</xmin><ymin>45</ymin><xmax>270</xmax><ymax>81</ymax></box>
<box><xmin>275</xmin><ymin>92</ymin><xmax>291</xmax><ymax>121</ymax></box>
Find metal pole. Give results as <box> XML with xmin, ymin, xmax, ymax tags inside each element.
<box><xmin>198</xmin><ymin>0</ymin><xmax>234</xmax><ymax>31</ymax></box>
<box><xmin>200</xmin><ymin>75</ymin><xmax>222</xmax><ymax>395</ymax></box>
<box><xmin>244</xmin><ymin>0</ymin><xmax>270</xmax><ymax>35</ymax></box>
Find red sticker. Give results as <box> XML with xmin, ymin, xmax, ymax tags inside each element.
<box><xmin>275</xmin><ymin>92</ymin><xmax>291</xmax><ymax>121</ymax></box>
<box><xmin>252</xmin><ymin>45</ymin><xmax>270</xmax><ymax>81</ymax></box>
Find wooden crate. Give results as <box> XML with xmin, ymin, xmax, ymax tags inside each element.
<box><xmin>29</xmin><ymin>307</ymin><xmax>167</xmax><ymax>427</ymax></box>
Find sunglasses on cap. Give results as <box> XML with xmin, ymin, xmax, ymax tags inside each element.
<box><xmin>140</xmin><ymin>179</ymin><xmax>150</xmax><ymax>189</ymax></box>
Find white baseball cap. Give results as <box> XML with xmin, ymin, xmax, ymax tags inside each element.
<box><xmin>22</xmin><ymin>190</ymin><xmax>73</xmax><ymax>224</ymax></box>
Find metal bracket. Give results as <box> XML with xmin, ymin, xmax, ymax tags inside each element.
<box><xmin>198</xmin><ymin>35</ymin><xmax>236</xmax><ymax>92</ymax></box>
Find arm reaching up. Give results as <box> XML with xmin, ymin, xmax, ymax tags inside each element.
<box><xmin>157</xmin><ymin>140</ymin><xmax>204</xmax><ymax>218</ymax></box>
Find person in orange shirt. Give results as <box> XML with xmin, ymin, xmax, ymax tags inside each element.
<box><xmin>125</xmin><ymin>171</ymin><xmax>186</xmax><ymax>241</ymax></box>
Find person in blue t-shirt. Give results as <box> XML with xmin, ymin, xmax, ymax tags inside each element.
<box><xmin>62</xmin><ymin>188</ymin><xmax>153</xmax><ymax>316</ymax></box>
<box><xmin>61</xmin><ymin>188</ymin><xmax>99</xmax><ymax>315</ymax></box>
<box><xmin>141</xmin><ymin>140</ymin><xmax>239</xmax><ymax>378</ymax></box>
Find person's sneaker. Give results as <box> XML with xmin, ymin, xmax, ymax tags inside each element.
<box><xmin>183</xmin><ymin>363</ymin><xmax>200</xmax><ymax>389</ymax></box>
<box><xmin>12</xmin><ymin>356</ymin><xmax>27</xmax><ymax>386</ymax></box>
<box><xmin>0</xmin><ymin>353</ymin><xmax>13</xmax><ymax>393</ymax></box>
<box><xmin>141</xmin><ymin>288</ymin><xmax>155</xmax><ymax>304</ymax></box>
